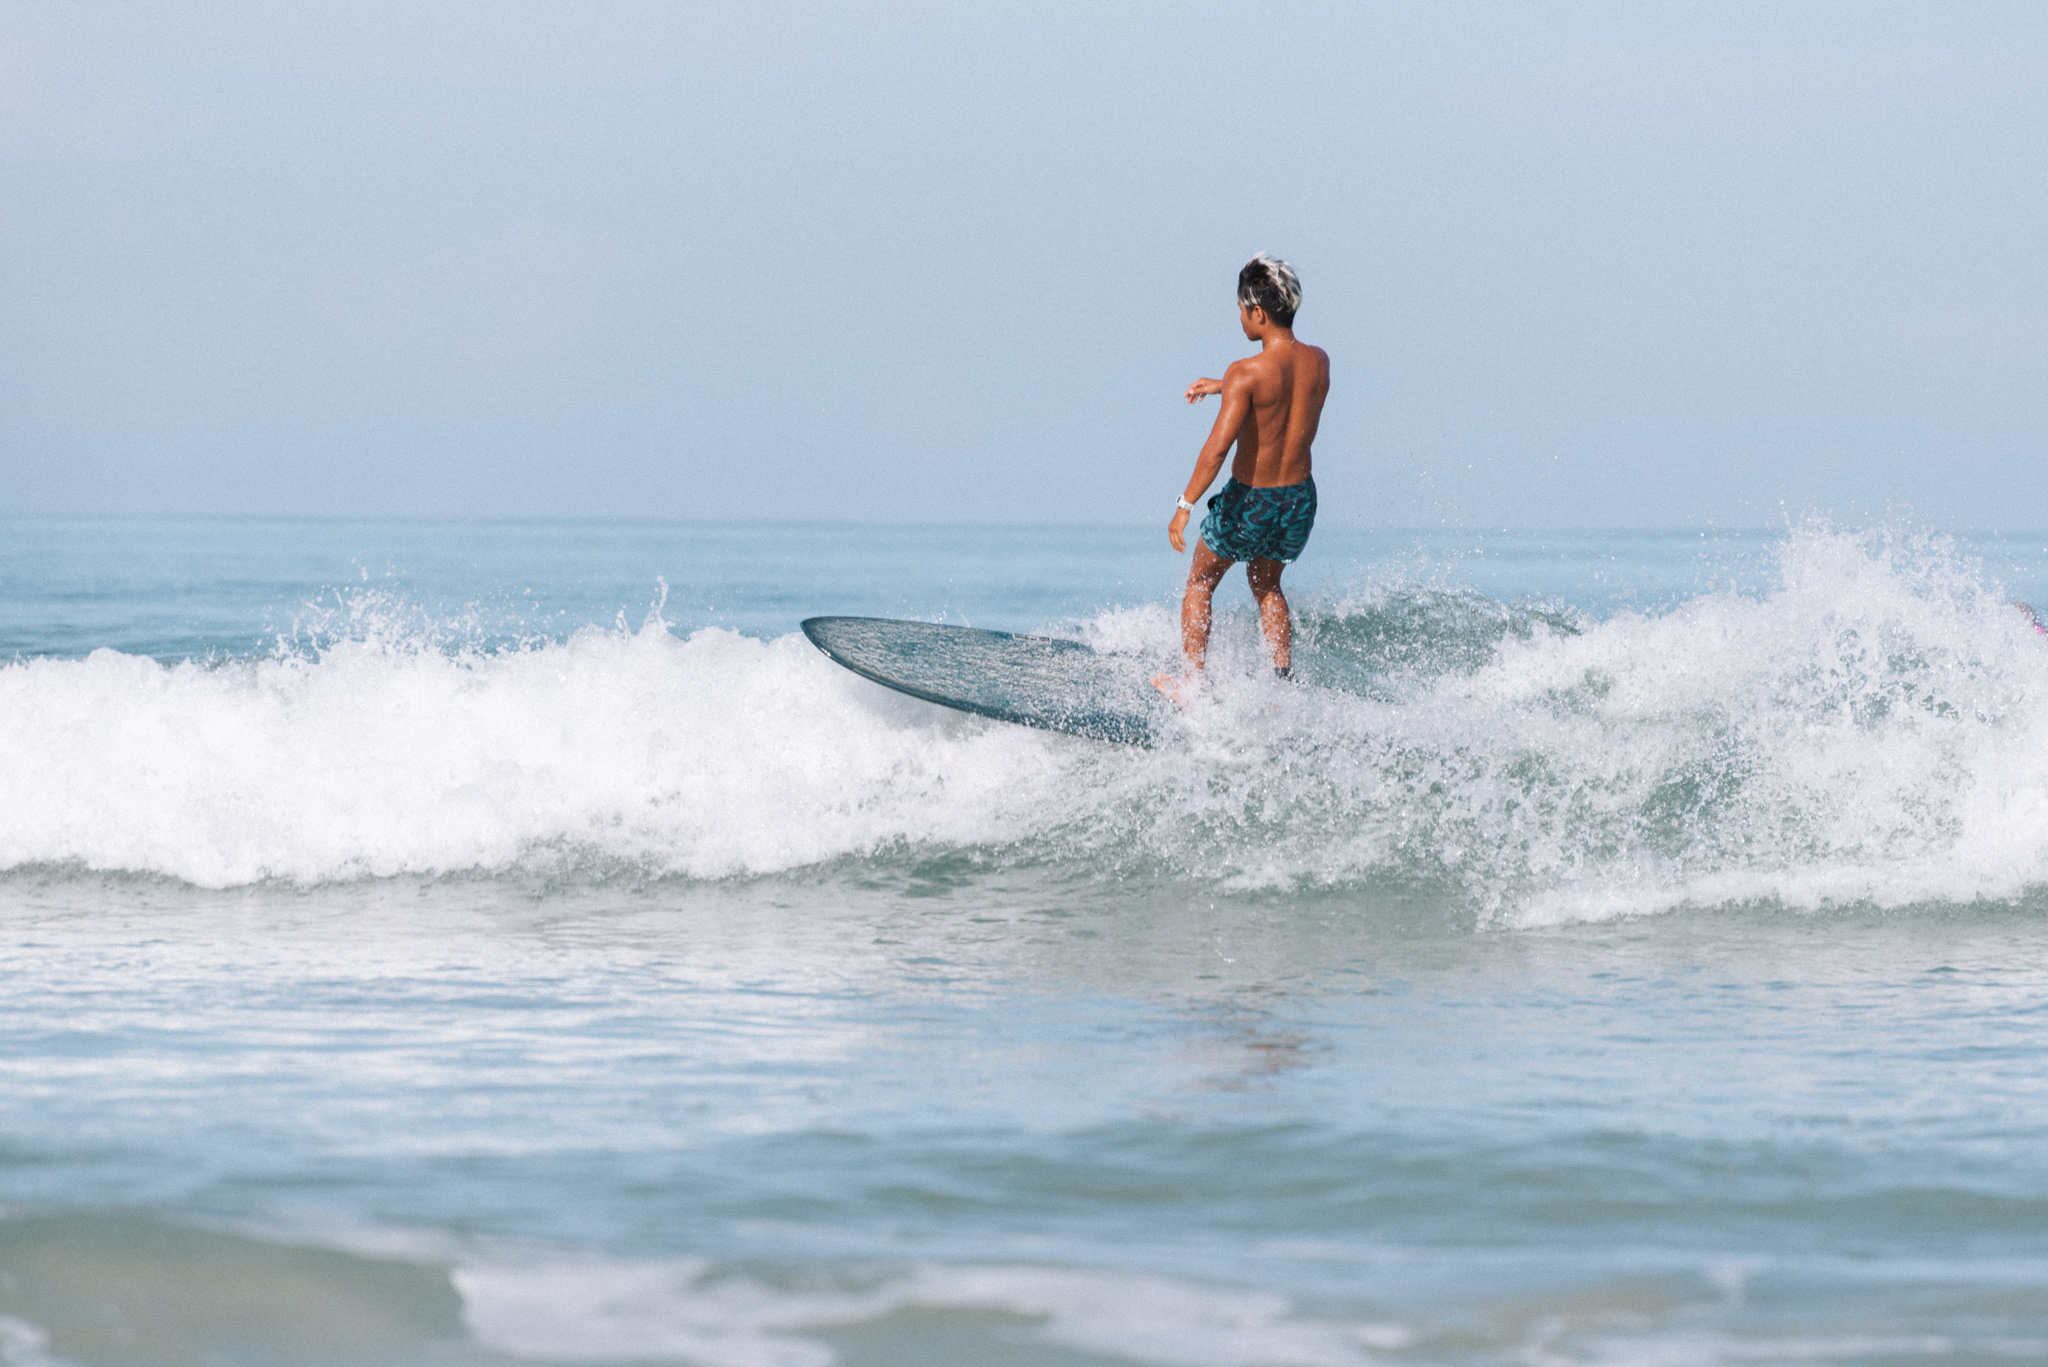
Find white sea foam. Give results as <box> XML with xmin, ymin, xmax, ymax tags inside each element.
<box><xmin>4</xmin><ymin>528</ymin><xmax>2047</xmax><ymax>921</ymax></box>
<box><xmin>0</xmin><ymin>624</ymin><xmax>1071</xmax><ymax>887</ymax></box>
<box><xmin>455</xmin><ymin>1256</ymin><xmax>1393</xmax><ymax>1367</ymax></box>
<box><xmin>456</xmin><ymin>1246</ymin><xmax>2043</xmax><ymax>1367</ymax></box>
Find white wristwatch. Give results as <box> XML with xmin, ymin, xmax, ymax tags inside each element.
<box><xmin>1175</xmin><ymin>496</ymin><xmax>1196</xmax><ymax>514</ymax></box>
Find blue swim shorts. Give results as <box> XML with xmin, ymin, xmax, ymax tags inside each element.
<box><xmin>1198</xmin><ymin>477</ymin><xmax>1317</xmax><ymax>563</ymax></box>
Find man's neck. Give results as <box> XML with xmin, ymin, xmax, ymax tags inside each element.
<box><xmin>1257</xmin><ymin>326</ymin><xmax>1297</xmax><ymax>350</ymax></box>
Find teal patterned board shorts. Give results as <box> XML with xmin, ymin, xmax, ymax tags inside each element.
<box><xmin>1198</xmin><ymin>477</ymin><xmax>1317</xmax><ymax>564</ymax></box>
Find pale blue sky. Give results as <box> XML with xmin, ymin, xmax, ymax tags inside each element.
<box><xmin>4</xmin><ymin>2</ymin><xmax>2044</xmax><ymax>527</ymax></box>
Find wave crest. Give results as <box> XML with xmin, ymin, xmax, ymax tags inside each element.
<box><xmin>5</xmin><ymin>528</ymin><xmax>2045</xmax><ymax>922</ymax></box>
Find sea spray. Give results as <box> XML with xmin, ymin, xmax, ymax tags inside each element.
<box><xmin>0</xmin><ymin>627</ymin><xmax>1064</xmax><ymax>886</ymax></box>
<box><xmin>4</xmin><ymin>527</ymin><xmax>2046</xmax><ymax>922</ymax></box>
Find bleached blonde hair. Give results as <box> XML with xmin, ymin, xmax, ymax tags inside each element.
<box><xmin>1238</xmin><ymin>253</ymin><xmax>1301</xmax><ymax>326</ymax></box>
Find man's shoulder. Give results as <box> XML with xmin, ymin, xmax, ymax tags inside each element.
<box><xmin>1221</xmin><ymin>355</ymin><xmax>1264</xmax><ymax>388</ymax></box>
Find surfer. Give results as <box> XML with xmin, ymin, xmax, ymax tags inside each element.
<box><xmin>1157</xmin><ymin>253</ymin><xmax>1329</xmax><ymax>701</ymax></box>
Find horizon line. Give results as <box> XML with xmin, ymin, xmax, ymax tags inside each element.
<box><xmin>7</xmin><ymin>513</ymin><xmax>2022</xmax><ymax>537</ymax></box>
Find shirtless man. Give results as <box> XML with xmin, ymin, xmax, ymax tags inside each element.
<box><xmin>1158</xmin><ymin>254</ymin><xmax>1330</xmax><ymax>697</ymax></box>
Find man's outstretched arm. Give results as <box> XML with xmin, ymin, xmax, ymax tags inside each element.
<box><xmin>1168</xmin><ymin>367</ymin><xmax>1252</xmax><ymax>552</ymax></box>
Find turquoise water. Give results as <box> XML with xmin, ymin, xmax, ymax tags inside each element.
<box><xmin>5</xmin><ymin>518</ymin><xmax>2048</xmax><ymax>1365</ymax></box>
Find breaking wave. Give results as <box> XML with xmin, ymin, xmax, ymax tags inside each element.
<box><xmin>5</xmin><ymin>528</ymin><xmax>2046</xmax><ymax>924</ymax></box>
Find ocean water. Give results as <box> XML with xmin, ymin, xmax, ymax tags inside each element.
<box><xmin>6</xmin><ymin>516</ymin><xmax>2048</xmax><ymax>1366</ymax></box>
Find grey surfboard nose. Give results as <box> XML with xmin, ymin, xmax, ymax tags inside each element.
<box><xmin>800</xmin><ymin>616</ymin><xmax>1159</xmax><ymax>745</ymax></box>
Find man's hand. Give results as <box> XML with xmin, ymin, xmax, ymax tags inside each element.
<box><xmin>1184</xmin><ymin>377</ymin><xmax>1223</xmax><ymax>403</ymax></box>
<box><xmin>1169</xmin><ymin>506</ymin><xmax>1190</xmax><ymax>553</ymax></box>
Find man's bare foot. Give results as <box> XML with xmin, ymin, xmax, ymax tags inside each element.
<box><xmin>1151</xmin><ymin>670</ymin><xmax>1201</xmax><ymax>707</ymax></box>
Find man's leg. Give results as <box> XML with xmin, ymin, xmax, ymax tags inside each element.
<box><xmin>1180</xmin><ymin>540</ymin><xmax>1235</xmax><ymax>670</ymax></box>
<box><xmin>1247</xmin><ymin>557</ymin><xmax>1290</xmax><ymax>673</ymax></box>
<box><xmin>1155</xmin><ymin>540</ymin><xmax>1234</xmax><ymax>699</ymax></box>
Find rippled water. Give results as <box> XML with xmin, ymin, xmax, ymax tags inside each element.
<box><xmin>3</xmin><ymin>518</ymin><xmax>2048</xmax><ymax>1366</ymax></box>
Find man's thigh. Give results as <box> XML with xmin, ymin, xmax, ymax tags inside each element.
<box><xmin>1188</xmin><ymin>539</ymin><xmax>1235</xmax><ymax>587</ymax></box>
<box><xmin>1246</xmin><ymin>557</ymin><xmax>1286</xmax><ymax>593</ymax></box>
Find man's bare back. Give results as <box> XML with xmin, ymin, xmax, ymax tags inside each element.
<box><xmin>1189</xmin><ymin>335</ymin><xmax>1329</xmax><ymax>489</ymax></box>
<box><xmin>1159</xmin><ymin>254</ymin><xmax>1330</xmax><ymax>698</ymax></box>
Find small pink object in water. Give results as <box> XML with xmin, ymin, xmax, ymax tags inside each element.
<box><xmin>2016</xmin><ymin>602</ymin><xmax>2048</xmax><ymax>636</ymax></box>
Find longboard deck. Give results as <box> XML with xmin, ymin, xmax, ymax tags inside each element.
<box><xmin>801</xmin><ymin>616</ymin><xmax>1159</xmax><ymax>744</ymax></box>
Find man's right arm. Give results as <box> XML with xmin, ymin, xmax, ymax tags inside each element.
<box><xmin>1168</xmin><ymin>365</ymin><xmax>1252</xmax><ymax>552</ymax></box>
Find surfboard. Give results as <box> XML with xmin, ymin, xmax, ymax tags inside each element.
<box><xmin>801</xmin><ymin>616</ymin><xmax>1159</xmax><ymax>744</ymax></box>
